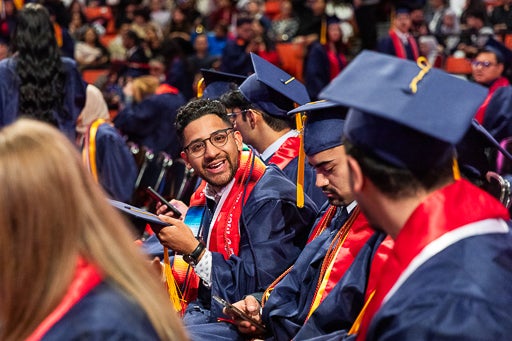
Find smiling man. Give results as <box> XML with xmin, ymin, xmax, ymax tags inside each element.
<box><xmin>149</xmin><ymin>98</ymin><xmax>318</xmax><ymax>325</ymax></box>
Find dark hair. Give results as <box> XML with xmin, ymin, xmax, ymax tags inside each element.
<box><xmin>175</xmin><ymin>98</ymin><xmax>231</xmax><ymax>145</ymax></box>
<box><xmin>12</xmin><ymin>3</ymin><xmax>67</xmax><ymax>126</ymax></box>
<box><xmin>220</xmin><ymin>90</ymin><xmax>293</xmax><ymax>131</ymax></box>
<box><xmin>344</xmin><ymin>139</ymin><xmax>454</xmax><ymax>199</ymax></box>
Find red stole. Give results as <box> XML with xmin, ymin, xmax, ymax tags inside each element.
<box><xmin>171</xmin><ymin>150</ymin><xmax>266</xmax><ymax>307</ymax></box>
<box><xmin>326</xmin><ymin>46</ymin><xmax>347</xmax><ymax>80</ymax></box>
<box><xmin>204</xmin><ymin>150</ymin><xmax>266</xmax><ymax>258</ymax></box>
<box><xmin>355</xmin><ymin>180</ymin><xmax>510</xmax><ymax>340</ymax></box>
<box><xmin>155</xmin><ymin>83</ymin><xmax>180</xmax><ymax>95</ymax></box>
<box><xmin>389</xmin><ymin>29</ymin><xmax>419</xmax><ymax>60</ymax></box>
<box><xmin>474</xmin><ymin>76</ymin><xmax>510</xmax><ymax>124</ymax></box>
<box><xmin>262</xmin><ymin>205</ymin><xmax>340</xmax><ymax>306</ymax></box>
<box><xmin>268</xmin><ymin>136</ymin><xmax>300</xmax><ymax>171</ymax></box>
<box><xmin>307</xmin><ymin>207</ymin><xmax>375</xmax><ymax>318</ymax></box>
<box><xmin>26</xmin><ymin>258</ymin><xmax>103</xmax><ymax>341</ymax></box>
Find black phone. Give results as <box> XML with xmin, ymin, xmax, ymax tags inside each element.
<box><xmin>146</xmin><ymin>186</ymin><xmax>182</xmax><ymax>218</ymax></box>
<box><xmin>212</xmin><ymin>295</ymin><xmax>266</xmax><ymax>333</ymax></box>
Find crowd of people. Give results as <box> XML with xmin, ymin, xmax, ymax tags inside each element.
<box><xmin>2</xmin><ymin>0</ymin><xmax>512</xmax><ymax>340</ymax></box>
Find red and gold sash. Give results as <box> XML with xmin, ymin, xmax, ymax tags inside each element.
<box><xmin>354</xmin><ymin>180</ymin><xmax>510</xmax><ymax>340</ymax></box>
<box><xmin>170</xmin><ymin>150</ymin><xmax>266</xmax><ymax>307</ymax></box>
<box><xmin>268</xmin><ymin>136</ymin><xmax>300</xmax><ymax>171</ymax></box>
<box><xmin>474</xmin><ymin>76</ymin><xmax>510</xmax><ymax>124</ymax></box>
<box><xmin>26</xmin><ymin>258</ymin><xmax>102</xmax><ymax>341</ymax></box>
<box><xmin>389</xmin><ymin>30</ymin><xmax>419</xmax><ymax>60</ymax></box>
<box><xmin>306</xmin><ymin>207</ymin><xmax>374</xmax><ymax>319</ymax></box>
<box><xmin>262</xmin><ymin>205</ymin><xmax>339</xmax><ymax>305</ymax></box>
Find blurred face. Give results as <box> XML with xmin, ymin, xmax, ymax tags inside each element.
<box><xmin>181</xmin><ymin>114</ymin><xmax>243</xmax><ymax>191</ymax></box>
<box><xmin>237</xmin><ymin>22</ymin><xmax>255</xmax><ymax>42</ymax></box>
<box><xmin>194</xmin><ymin>35</ymin><xmax>208</xmax><ymax>52</ymax></box>
<box><xmin>327</xmin><ymin>22</ymin><xmax>342</xmax><ymax>43</ymax></box>
<box><xmin>394</xmin><ymin>13</ymin><xmax>411</xmax><ymax>33</ymax></box>
<box><xmin>471</xmin><ymin>52</ymin><xmax>504</xmax><ymax>85</ymax></box>
<box><xmin>307</xmin><ymin>145</ymin><xmax>353</xmax><ymax>206</ymax></box>
<box><xmin>84</xmin><ymin>28</ymin><xmax>96</xmax><ymax>43</ymax></box>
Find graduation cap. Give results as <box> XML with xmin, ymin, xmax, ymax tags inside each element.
<box><xmin>199</xmin><ymin>69</ymin><xmax>247</xmax><ymax>100</ymax></box>
<box><xmin>109</xmin><ymin>199</ymin><xmax>167</xmax><ymax>229</ymax></box>
<box><xmin>289</xmin><ymin>100</ymin><xmax>348</xmax><ymax>156</ymax></box>
<box><xmin>239</xmin><ymin>53</ymin><xmax>310</xmax><ymax>117</ymax></box>
<box><xmin>483</xmin><ymin>36</ymin><xmax>512</xmax><ymax>68</ymax></box>
<box><xmin>319</xmin><ymin>50</ymin><xmax>488</xmax><ymax>171</ymax></box>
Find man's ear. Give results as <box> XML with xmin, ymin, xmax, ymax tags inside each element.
<box><xmin>347</xmin><ymin>156</ymin><xmax>364</xmax><ymax>193</ymax></box>
<box><xmin>247</xmin><ymin>110</ymin><xmax>258</xmax><ymax>129</ymax></box>
<box><xmin>233</xmin><ymin>130</ymin><xmax>244</xmax><ymax>151</ymax></box>
<box><xmin>181</xmin><ymin>151</ymin><xmax>192</xmax><ymax>169</ymax></box>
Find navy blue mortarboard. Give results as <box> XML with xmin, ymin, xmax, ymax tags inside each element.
<box><xmin>239</xmin><ymin>53</ymin><xmax>310</xmax><ymax>117</ymax></box>
<box><xmin>289</xmin><ymin>100</ymin><xmax>348</xmax><ymax>156</ymax></box>
<box><xmin>483</xmin><ymin>36</ymin><xmax>512</xmax><ymax>67</ymax></box>
<box><xmin>109</xmin><ymin>199</ymin><xmax>167</xmax><ymax>228</ymax></box>
<box><xmin>200</xmin><ymin>69</ymin><xmax>247</xmax><ymax>100</ymax></box>
<box><xmin>319</xmin><ymin>51</ymin><xmax>488</xmax><ymax>171</ymax></box>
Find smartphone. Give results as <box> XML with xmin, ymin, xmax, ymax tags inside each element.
<box><xmin>146</xmin><ymin>186</ymin><xmax>182</xmax><ymax>218</ymax></box>
<box><xmin>213</xmin><ymin>295</ymin><xmax>266</xmax><ymax>333</ymax></box>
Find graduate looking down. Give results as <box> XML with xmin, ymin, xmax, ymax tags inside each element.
<box><xmin>320</xmin><ymin>50</ymin><xmax>512</xmax><ymax>340</ymax></box>
<box><xmin>143</xmin><ymin>98</ymin><xmax>318</xmax><ymax>325</ymax></box>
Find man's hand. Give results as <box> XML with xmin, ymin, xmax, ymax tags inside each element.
<box><xmin>156</xmin><ymin>199</ymin><xmax>188</xmax><ymax>219</ymax></box>
<box><xmin>156</xmin><ymin>215</ymin><xmax>198</xmax><ymax>254</ymax></box>
<box><xmin>224</xmin><ymin>295</ymin><xmax>263</xmax><ymax>335</ymax></box>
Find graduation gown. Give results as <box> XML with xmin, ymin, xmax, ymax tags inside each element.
<box><xmin>263</xmin><ymin>208</ymin><xmax>385</xmax><ymax>340</ymax></box>
<box><xmin>145</xmin><ymin>164</ymin><xmax>318</xmax><ymax>323</ymax></box>
<box><xmin>42</xmin><ymin>281</ymin><xmax>160</xmax><ymax>340</ymax></box>
<box><xmin>113</xmin><ymin>91</ymin><xmax>186</xmax><ymax>159</ymax></box>
<box><xmin>377</xmin><ymin>35</ymin><xmax>419</xmax><ymax>61</ymax></box>
<box><xmin>360</xmin><ymin>180</ymin><xmax>512</xmax><ymax>340</ymax></box>
<box><xmin>93</xmin><ymin>123</ymin><xmax>138</xmax><ymax>202</ymax></box>
<box><xmin>0</xmin><ymin>57</ymin><xmax>86</xmax><ymax>141</ymax></box>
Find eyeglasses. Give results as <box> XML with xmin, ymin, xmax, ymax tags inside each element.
<box><xmin>184</xmin><ymin>128</ymin><xmax>234</xmax><ymax>157</ymax></box>
<box><xmin>471</xmin><ymin>60</ymin><xmax>498</xmax><ymax>68</ymax></box>
<box><xmin>227</xmin><ymin>109</ymin><xmax>250</xmax><ymax>123</ymax></box>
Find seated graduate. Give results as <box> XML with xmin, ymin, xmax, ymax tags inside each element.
<box><xmin>0</xmin><ymin>119</ymin><xmax>187</xmax><ymax>340</ymax></box>
<box><xmin>113</xmin><ymin>75</ymin><xmax>187</xmax><ymax>159</ymax></box>
<box><xmin>77</xmin><ymin>84</ymin><xmax>138</xmax><ymax>203</ymax></box>
<box><xmin>220</xmin><ymin>53</ymin><xmax>327</xmax><ymax>208</ymax></box>
<box><xmin>185</xmin><ymin>100</ymin><xmax>394</xmax><ymax>340</ymax></box>
<box><xmin>143</xmin><ymin>98</ymin><xmax>318</xmax><ymax>324</ymax></box>
<box><xmin>320</xmin><ymin>50</ymin><xmax>512</xmax><ymax>339</ymax></box>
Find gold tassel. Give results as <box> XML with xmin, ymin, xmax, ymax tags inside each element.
<box><xmin>163</xmin><ymin>247</ymin><xmax>184</xmax><ymax>312</ymax></box>
<box><xmin>295</xmin><ymin>113</ymin><xmax>306</xmax><ymax>208</ymax></box>
<box><xmin>196</xmin><ymin>77</ymin><xmax>205</xmax><ymax>98</ymax></box>
<box><xmin>452</xmin><ymin>157</ymin><xmax>461</xmax><ymax>181</ymax></box>
<box><xmin>348</xmin><ymin>290</ymin><xmax>376</xmax><ymax>335</ymax></box>
<box><xmin>320</xmin><ymin>17</ymin><xmax>327</xmax><ymax>45</ymax></box>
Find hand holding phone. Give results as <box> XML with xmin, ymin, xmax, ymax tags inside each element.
<box><xmin>213</xmin><ymin>295</ymin><xmax>266</xmax><ymax>334</ymax></box>
<box><xmin>146</xmin><ymin>186</ymin><xmax>182</xmax><ymax>218</ymax></box>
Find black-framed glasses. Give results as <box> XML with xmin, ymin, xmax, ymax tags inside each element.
<box><xmin>184</xmin><ymin>128</ymin><xmax>234</xmax><ymax>157</ymax></box>
<box><xmin>227</xmin><ymin>109</ymin><xmax>250</xmax><ymax>123</ymax></box>
<box><xmin>471</xmin><ymin>60</ymin><xmax>498</xmax><ymax>68</ymax></box>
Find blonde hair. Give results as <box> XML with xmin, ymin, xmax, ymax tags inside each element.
<box><xmin>0</xmin><ymin>119</ymin><xmax>188</xmax><ymax>340</ymax></box>
<box><xmin>132</xmin><ymin>75</ymin><xmax>160</xmax><ymax>102</ymax></box>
